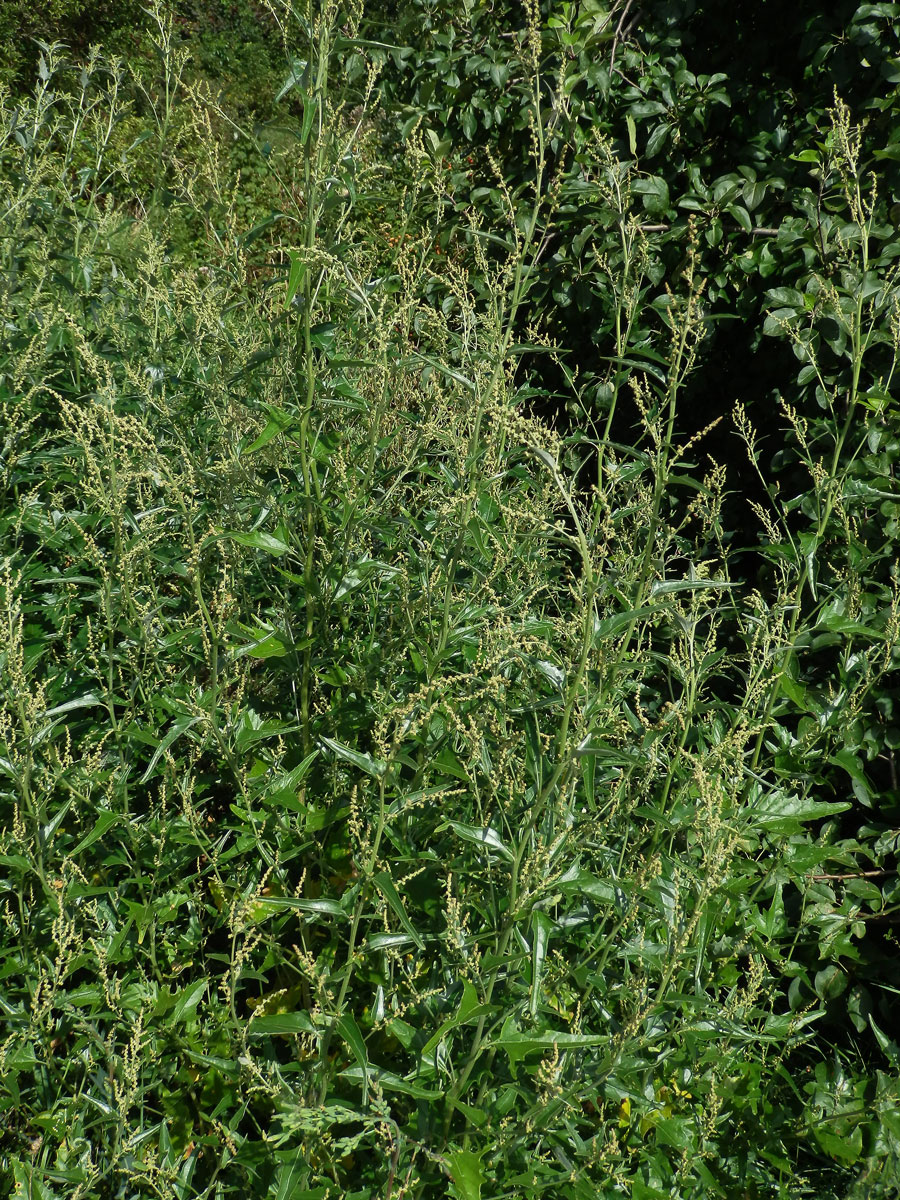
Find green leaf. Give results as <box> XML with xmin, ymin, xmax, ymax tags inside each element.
<box><xmin>728</xmin><ymin>203</ymin><xmax>753</xmax><ymax>232</ymax></box>
<box><xmin>815</xmin><ymin>602</ymin><xmax>884</xmax><ymax>638</ymax></box>
<box><xmin>449</xmin><ymin>1098</ymin><xmax>489</xmax><ymax>1128</ymax></box>
<box><xmin>340</xmin><ymin>1065</ymin><xmax>439</xmax><ymax>1099</ymax></box>
<box><xmin>274</xmin><ymin>1157</ymin><xmax>308</xmax><ymax>1200</ymax></box>
<box><xmin>814</xmin><ymin>965</ymin><xmax>848</xmax><ymax>1001</ymax></box>
<box><xmin>742</xmin><ymin>179</ymin><xmax>767</xmax><ymax>211</ymax></box>
<box><xmin>244</xmin><ymin>407</ymin><xmax>296</xmax><ymax>454</ymax></box>
<box><xmin>373</xmin><ymin>870</ymin><xmax>425</xmax><ymax>948</ymax></box>
<box><xmin>558</xmin><ymin>868</ymin><xmax>617</xmax><ymax>905</ymax></box>
<box><xmin>365</xmin><ymin>933</ymin><xmax>413</xmax><ymax>951</ymax></box>
<box><xmin>420</xmin><ymin>982</ymin><xmax>492</xmax><ymax>1059</ymax></box>
<box><xmin>170</xmin><ymin>977</ymin><xmax>208</xmax><ymax>1024</ymax></box>
<box><xmin>336</xmin><ymin>1014</ymin><xmax>368</xmax><ymax>1091</ymax></box>
<box><xmin>766</xmin><ymin>287</ymin><xmax>804</xmax><ymax>307</ymax></box>
<box><xmin>581</xmin><ymin>748</ymin><xmax>596</xmax><ymax>809</ymax></box>
<box><xmin>813</xmin><ymin>1123</ymin><xmax>863</xmax><ymax>1163</ymax></box>
<box><xmin>869</xmin><ymin>1016</ymin><xmax>900</xmax><ymax>1067</ymax></box>
<box><xmin>625</xmin><ymin>114</ymin><xmax>637</xmax><ymax>156</ymax></box>
<box><xmin>319</xmin><ymin>736</ymin><xmax>388</xmax><ymax>778</ymax></box>
<box><xmin>752</xmin><ymin>791</ymin><xmax>851</xmax><ymax>834</ymax></box>
<box><xmin>275</xmin><ymin>59</ymin><xmax>306</xmax><ymax>104</ymax></box>
<box><xmin>249</xmin><ymin>1011</ymin><xmax>317</xmax><ymax>1037</ymax></box>
<box><xmin>220</xmin><ymin>530</ymin><xmax>291</xmax><ymax>557</ymax></box>
<box><xmin>649</xmin><ymin>577</ymin><xmax>734</xmax><ymax>596</ymax></box>
<box><xmin>457</xmin><ymin>979</ymin><xmax>481</xmax><ymax>1023</ymax></box>
<box><xmin>70</xmin><ymin>809</ymin><xmax>119</xmax><ymax>855</ymax></box>
<box><xmin>445</xmin><ymin>1149</ymin><xmax>484</xmax><ymax>1200</ymax></box>
<box><xmin>254</xmin><ymin>897</ymin><xmax>346</xmax><ymax>917</ymax></box>
<box><xmin>632</xmin><ymin>175</ymin><xmax>670</xmax><ymax>214</ymax></box>
<box><xmin>300</xmin><ymin>97</ymin><xmax>316</xmax><ymax>145</ymax></box>
<box><xmin>632</xmin><ymin>1180</ymin><xmax>669</xmax><ymax>1200</ymax></box>
<box><xmin>264</xmin><ymin>751</ymin><xmax>319</xmax><ymax>799</ymax></box>
<box><xmin>524</xmin><ymin>711</ymin><xmax>543</xmax><ymax>791</ymax></box>
<box><xmin>630</xmin><ymin>100</ymin><xmax>667</xmax><ymax>118</ymax></box>
<box><xmin>493</xmin><ymin>1016</ymin><xmax>607</xmax><ymax>1066</ymax></box>
<box><xmin>828</xmin><ymin>750</ymin><xmax>873</xmax><ymax>806</ymax></box>
<box><xmin>309</xmin><ymin>322</ymin><xmax>336</xmax><ymax>350</ymax></box>
<box><xmin>40</xmin><ymin>691</ymin><xmax>103</xmax><ymax>720</ymax></box>
<box><xmin>780</xmin><ymin>674</ymin><xmax>817</xmax><ymax>714</ymax></box>
<box><xmin>333</xmin><ymin>559</ymin><xmax>400</xmax><ymax>601</ymax></box>
<box><xmin>529</xmin><ymin>910</ymin><xmax>554</xmax><ymax>1017</ymax></box>
<box><xmin>535</xmin><ymin>659</ymin><xmax>565</xmax><ymax>691</ymax></box>
<box><xmin>139</xmin><ymin>715</ymin><xmax>203</xmax><ymax>784</ymax></box>
<box><xmin>442</xmin><ymin>820</ymin><xmax>514</xmax><ymax>863</ymax></box>
<box><xmin>646</xmin><ymin>123</ymin><xmax>669</xmax><ymax>156</ymax></box>
<box><xmin>229</xmin><ymin>347</ymin><xmax>279</xmax><ymax>382</ymax></box>
<box><xmin>231</xmin><ymin>619</ymin><xmax>291</xmax><ymax>659</ymax></box>
<box><xmin>593</xmin><ymin>607</ymin><xmax>655</xmax><ymax>641</ymax></box>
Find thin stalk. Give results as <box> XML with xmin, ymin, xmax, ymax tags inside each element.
<box><xmin>297</xmin><ymin>12</ymin><xmax>331</xmax><ymax>753</ymax></box>
<box><xmin>315</xmin><ymin>771</ymin><xmax>389</xmax><ymax>1104</ymax></box>
<box><xmin>434</xmin><ymin>79</ymin><xmax>549</xmax><ymax>665</ymax></box>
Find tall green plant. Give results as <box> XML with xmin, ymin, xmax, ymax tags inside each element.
<box><xmin>2</xmin><ymin>16</ymin><xmax>900</xmax><ymax>1200</ymax></box>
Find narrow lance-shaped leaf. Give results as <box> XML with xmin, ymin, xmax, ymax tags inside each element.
<box><xmin>140</xmin><ymin>714</ymin><xmax>203</xmax><ymax>784</ymax></box>
<box><xmin>529</xmin><ymin>910</ymin><xmax>554</xmax><ymax>1017</ymax></box>
<box><xmin>70</xmin><ymin>809</ymin><xmax>119</xmax><ymax>855</ymax></box>
<box><xmin>373</xmin><ymin>870</ymin><xmax>425</xmax><ymax>948</ymax></box>
<box><xmin>319</xmin><ymin>736</ymin><xmax>388</xmax><ymax>778</ymax></box>
<box><xmin>284</xmin><ymin>249</ymin><xmax>305</xmax><ymax>308</ymax></box>
<box><xmin>336</xmin><ymin>1013</ymin><xmax>368</xmax><ymax>1099</ymax></box>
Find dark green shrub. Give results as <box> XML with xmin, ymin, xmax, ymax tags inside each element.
<box><xmin>0</xmin><ymin>0</ymin><xmax>143</xmax><ymax>84</ymax></box>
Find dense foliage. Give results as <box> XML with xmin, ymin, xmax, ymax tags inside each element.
<box><xmin>1</xmin><ymin>3</ymin><xmax>898</xmax><ymax>1198</ymax></box>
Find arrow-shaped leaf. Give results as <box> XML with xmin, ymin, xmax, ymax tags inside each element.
<box><xmin>140</xmin><ymin>714</ymin><xmax>203</xmax><ymax>783</ymax></box>
<box><xmin>446</xmin><ymin>1149</ymin><xmax>484</xmax><ymax>1200</ymax></box>
<box><xmin>319</xmin><ymin>736</ymin><xmax>388</xmax><ymax>778</ymax></box>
